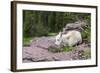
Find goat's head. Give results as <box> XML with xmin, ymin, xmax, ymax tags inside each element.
<box><xmin>55</xmin><ymin>32</ymin><xmax>63</xmax><ymax>45</ymax></box>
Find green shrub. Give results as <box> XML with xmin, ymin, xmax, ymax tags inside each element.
<box><xmin>81</xmin><ymin>26</ymin><xmax>91</xmax><ymax>43</ymax></box>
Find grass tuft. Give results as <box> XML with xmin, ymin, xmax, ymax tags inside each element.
<box><xmin>23</xmin><ymin>37</ymin><xmax>33</xmax><ymax>46</ymax></box>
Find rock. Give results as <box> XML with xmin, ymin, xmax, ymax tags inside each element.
<box><xmin>30</xmin><ymin>36</ymin><xmax>56</xmax><ymax>50</ymax></box>
<box><xmin>62</xmin><ymin>20</ymin><xmax>88</xmax><ymax>33</ymax></box>
<box><xmin>22</xmin><ymin>36</ymin><xmax>91</xmax><ymax>63</ymax></box>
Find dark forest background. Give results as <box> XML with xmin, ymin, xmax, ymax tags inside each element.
<box><xmin>23</xmin><ymin>10</ymin><xmax>91</xmax><ymax>37</ymax></box>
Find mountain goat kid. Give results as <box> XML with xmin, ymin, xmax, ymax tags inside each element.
<box><xmin>55</xmin><ymin>30</ymin><xmax>82</xmax><ymax>47</ymax></box>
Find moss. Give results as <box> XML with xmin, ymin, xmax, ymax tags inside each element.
<box><xmin>48</xmin><ymin>46</ymin><xmax>63</xmax><ymax>53</ymax></box>
<box><xmin>63</xmin><ymin>46</ymin><xmax>74</xmax><ymax>52</ymax></box>
<box><xmin>48</xmin><ymin>46</ymin><xmax>74</xmax><ymax>53</ymax></box>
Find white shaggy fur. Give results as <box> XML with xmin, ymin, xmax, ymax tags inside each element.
<box><xmin>55</xmin><ymin>30</ymin><xmax>82</xmax><ymax>46</ymax></box>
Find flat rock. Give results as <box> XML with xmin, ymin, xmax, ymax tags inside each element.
<box><xmin>22</xmin><ymin>36</ymin><xmax>91</xmax><ymax>62</ymax></box>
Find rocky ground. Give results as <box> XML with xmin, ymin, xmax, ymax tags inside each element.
<box><xmin>22</xmin><ymin>36</ymin><xmax>91</xmax><ymax>63</ymax></box>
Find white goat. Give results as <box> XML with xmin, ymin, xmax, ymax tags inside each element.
<box><xmin>55</xmin><ymin>30</ymin><xmax>82</xmax><ymax>46</ymax></box>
